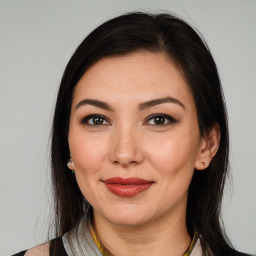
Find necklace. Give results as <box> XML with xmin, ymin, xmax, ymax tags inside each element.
<box><xmin>89</xmin><ymin>224</ymin><xmax>198</xmax><ymax>256</ymax></box>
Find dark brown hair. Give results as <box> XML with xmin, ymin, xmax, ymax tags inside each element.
<box><xmin>50</xmin><ymin>12</ymin><xmax>249</xmax><ymax>255</ymax></box>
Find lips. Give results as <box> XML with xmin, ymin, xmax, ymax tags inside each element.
<box><xmin>104</xmin><ymin>177</ymin><xmax>154</xmax><ymax>197</ymax></box>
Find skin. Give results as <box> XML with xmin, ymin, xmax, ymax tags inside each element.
<box><xmin>67</xmin><ymin>51</ymin><xmax>219</xmax><ymax>256</ymax></box>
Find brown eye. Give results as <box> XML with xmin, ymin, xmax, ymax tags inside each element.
<box><xmin>153</xmin><ymin>116</ymin><xmax>166</xmax><ymax>125</ymax></box>
<box><xmin>81</xmin><ymin>114</ymin><xmax>110</xmax><ymax>126</ymax></box>
<box><xmin>92</xmin><ymin>117</ymin><xmax>104</xmax><ymax>125</ymax></box>
<box><xmin>145</xmin><ymin>114</ymin><xmax>177</xmax><ymax>126</ymax></box>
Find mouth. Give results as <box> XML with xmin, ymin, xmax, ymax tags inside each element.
<box><xmin>103</xmin><ymin>177</ymin><xmax>154</xmax><ymax>197</ymax></box>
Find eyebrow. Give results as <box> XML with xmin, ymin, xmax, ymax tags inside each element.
<box><xmin>138</xmin><ymin>97</ymin><xmax>185</xmax><ymax>111</ymax></box>
<box><xmin>75</xmin><ymin>96</ymin><xmax>185</xmax><ymax>111</ymax></box>
<box><xmin>75</xmin><ymin>99</ymin><xmax>114</xmax><ymax>111</ymax></box>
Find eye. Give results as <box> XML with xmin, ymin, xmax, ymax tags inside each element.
<box><xmin>81</xmin><ymin>114</ymin><xmax>110</xmax><ymax>126</ymax></box>
<box><xmin>145</xmin><ymin>113</ymin><xmax>177</xmax><ymax>126</ymax></box>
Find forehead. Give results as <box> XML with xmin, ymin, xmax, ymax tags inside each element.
<box><xmin>72</xmin><ymin>52</ymin><xmax>194</xmax><ymax>108</ymax></box>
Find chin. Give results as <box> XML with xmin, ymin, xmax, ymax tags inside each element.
<box><xmin>102</xmin><ymin>206</ymin><xmax>154</xmax><ymax>227</ymax></box>
<box><xmin>109</xmin><ymin>215</ymin><xmax>149</xmax><ymax>227</ymax></box>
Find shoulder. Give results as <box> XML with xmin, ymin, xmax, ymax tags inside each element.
<box><xmin>24</xmin><ymin>242</ymin><xmax>50</xmax><ymax>256</ymax></box>
<box><xmin>13</xmin><ymin>236</ymin><xmax>68</xmax><ymax>256</ymax></box>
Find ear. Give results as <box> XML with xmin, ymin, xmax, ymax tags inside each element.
<box><xmin>195</xmin><ymin>124</ymin><xmax>220</xmax><ymax>170</ymax></box>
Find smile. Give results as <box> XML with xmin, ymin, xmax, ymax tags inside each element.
<box><xmin>103</xmin><ymin>177</ymin><xmax>154</xmax><ymax>197</ymax></box>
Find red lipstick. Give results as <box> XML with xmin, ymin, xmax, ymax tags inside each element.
<box><xmin>104</xmin><ymin>177</ymin><xmax>153</xmax><ymax>197</ymax></box>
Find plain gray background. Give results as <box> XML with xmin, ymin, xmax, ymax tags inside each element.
<box><xmin>0</xmin><ymin>0</ymin><xmax>255</xmax><ymax>255</ymax></box>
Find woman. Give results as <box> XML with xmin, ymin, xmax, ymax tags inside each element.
<box><xmin>13</xmin><ymin>12</ymin><xmax>252</xmax><ymax>256</ymax></box>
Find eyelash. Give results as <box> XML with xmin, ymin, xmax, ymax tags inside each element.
<box><xmin>80</xmin><ymin>114</ymin><xmax>110</xmax><ymax>126</ymax></box>
<box><xmin>80</xmin><ymin>113</ymin><xmax>177</xmax><ymax>127</ymax></box>
<box><xmin>145</xmin><ymin>113</ymin><xmax>177</xmax><ymax>126</ymax></box>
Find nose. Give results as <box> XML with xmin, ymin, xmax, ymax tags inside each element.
<box><xmin>109</xmin><ymin>125</ymin><xmax>144</xmax><ymax>168</ymax></box>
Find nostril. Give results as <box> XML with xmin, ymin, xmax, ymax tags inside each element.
<box><xmin>113</xmin><ymin>159</ymin><xmax>138</xmax><ymax>167</ymax></box>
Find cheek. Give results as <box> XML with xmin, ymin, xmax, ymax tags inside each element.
<box><xmin>68</xmin><ymin>133</ymin><xmax>109</xmax><ymax>205</ymax></box>
<box><xmin>146</xmin><ymin>131</ymin><xmax>200</xmax><ymax>178</ymax></box>
<box><xmin>69</xmin><ymin>133</ymin><xmax>108</xmax><ymax>175</ymax></box>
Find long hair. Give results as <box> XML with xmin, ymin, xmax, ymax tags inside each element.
<box><xmin>51</xmin><ymin>12</ymin><xmax>243</xmax><ymax>255</ymax></box>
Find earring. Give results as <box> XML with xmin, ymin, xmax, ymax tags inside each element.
<box><xmin>67</xmin><ymin>157</ymin><xmax>75</xmax><ymax>173</ymax></box>
<box><xmin>202</xmin><ymin>161</ymin><xmax>206</xmax><ymax>167</ymax></box>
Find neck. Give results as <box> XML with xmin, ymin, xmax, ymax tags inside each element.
<box><xmin>93</xmin><ymin>208</ymin><xmax>191</xmax><ymax>256</ymax></box>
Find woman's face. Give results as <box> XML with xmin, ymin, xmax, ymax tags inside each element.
<box><xmin>68</xmin><ymin>52</ymin><xmax>204</xmax><ymax>227</ymax></box>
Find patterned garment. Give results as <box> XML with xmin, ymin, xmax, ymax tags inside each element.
<box><xmin>89</xmin><ymin>223</ymin><xmax>198</xmax><ymax>256</ymax></box>
<box><xmin>62</xmin><ymin>215</ymin><xmax>202</xmax><ymax>256</ymax></box>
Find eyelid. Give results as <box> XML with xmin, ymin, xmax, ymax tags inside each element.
<box><xmin>80</xmin><ymin>114</ymin><xmax>111</xmax><ymax>125</ymax></box>
<box><xmin>80</xmin><ymin>113</ymin><xmax>177</xmax><ymax>127</ymax></box>
<box><xmin>144</xmin><ymin>113</ymin><xmax>177</xmax><ymax>125</ymax></box>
